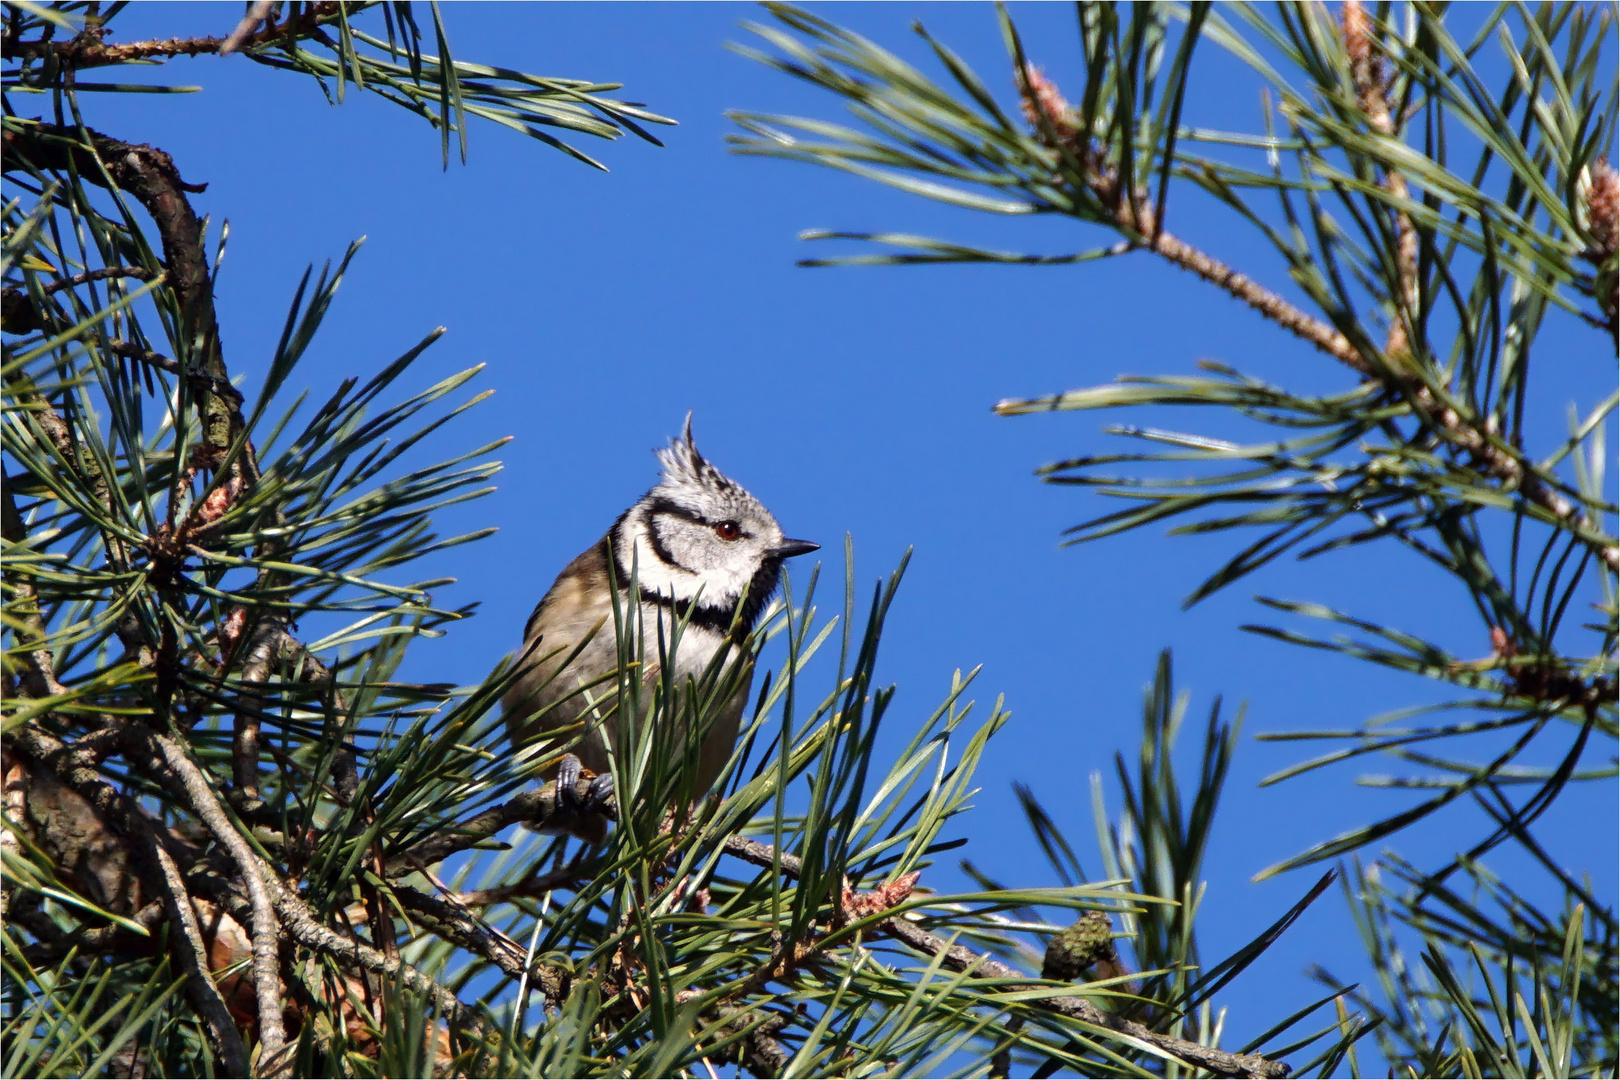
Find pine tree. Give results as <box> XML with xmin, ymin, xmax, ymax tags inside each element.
<box><xmin>729</xmin><ymin>2</ymin><xmax>1617</xmax><ymax>1075</ymax></box>
<box><xmin>3</xmin><ymin>4</ymin><xmax>1613</xmax><ymax>1080</ymax></box>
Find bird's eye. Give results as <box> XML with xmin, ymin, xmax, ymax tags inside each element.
<box><xmin>714</xmin><ymin>521</ymin><xmax>741</xmax><ymax>541</ymax></box>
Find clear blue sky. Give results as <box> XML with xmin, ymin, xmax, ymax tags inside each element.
<box><xmin>79</xmin><ymin>1</ymin><xmax>1616</xmax><ymax>1056</ymax></box>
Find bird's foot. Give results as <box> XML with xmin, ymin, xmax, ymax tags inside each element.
<box><xmin>584</xmin><ymin>771</ymin><xmax>615</xmax><ymax>811</ymax></box>
<box><xmin>555</xmin><ymin>754</ymin><xmax>615</xmax><ymax>816</ymax></box>
<box><xmin>555</xmin><ymin>753</ymin><xmax>585</xmax><ymax>811</ymax></box>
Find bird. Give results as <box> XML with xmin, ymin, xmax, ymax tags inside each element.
<box><xmin>502</xmin><ymin>417</ymin><xmax>818</xmax><ymax>836</ymax></box>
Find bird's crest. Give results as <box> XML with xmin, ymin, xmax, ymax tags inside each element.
<box><xmin>656</xmin><ymin>412</ymin><xmax>722</xmax><ymax>489</ymax></box>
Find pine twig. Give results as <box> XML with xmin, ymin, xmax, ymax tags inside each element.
<box><xmin>1342</xmin><ymin>1</ymin><xmax>1418</xmax><ymax>361</ymax></box>
<box><xmin>0</xmin><ymin>266</ymin><xmax>158</xmax><ymax>334</ymax></box>
<box><xmin>6</xmin><ymin>3</ymin><xmax>342</xmax><ymax>68</ymax></box>
<box><xmin>229</xmin><ymin>615</ymin><xmax>284</xmax><ymax>802</ymax></box>
<box><xmin>382</xmin><ymin>777</ymin><xmax>606</xmax><ymax>875</ymax></box>
<box><xmin>147</xmin><ymin>814</ymin><xmax>255</xmax><ymax>1074</ymax></box>
<box><xmin>2</xmin><ymin>487</ymin><xmax>67</xmax><ymax>698</ymax></box>
<box><xmin>721</xmin><ymin>836</ymin><xmax>1291</xmax><ymax>1080</ymax></box>
<box><xmin>7</xmin><ymin>724</ymin><xmax>251</xmax><ymax>1075</ymax></box>
<box><xmin>391</xmin><ymin>881</ymin><xmax>566</xmax><ymax>1006</ymax></box>
<box><xmin>136</xmin><ymin>729</ymin><xmax>291</xmax><ymax>1077</ymax></box>
<box><xmin>1013</xmin><ymin>62</ymin><xmax>1619</xmax><ymax>574</ymax></box>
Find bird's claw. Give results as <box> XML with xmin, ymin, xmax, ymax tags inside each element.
<box><xmin>555</xmin><ymin>754</ymin><xmax>614</xmax><ymax>816</ymax></box>
<box><xmin>584</xmin><ymin>772</ymin><xmax>615</xmax><ymax>811</ymax></box>
<box><xmin>555</xmin><ymin>753</ymin><xmax>584</xmax><ymax>811</ymax></box>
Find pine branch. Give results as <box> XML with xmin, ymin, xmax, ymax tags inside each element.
<box><xmin>2</xmin><ymin>119</ymin><xmax>321</xmax><ymax>803</ymax></box>
<box><xmin>2</xmin><ymin>486</ymin><xmax>66</xmax><ymax>698</ymax></box>
<box><xmin>0</xmin><ymin>266</ymin><xmax>158</xmax><ymax>333</ymax></box>
<box><xmin>379</xmin><ymin>707</ymin><xmax>1295</xmax><ymax>1075</ymax></box>
<box><xmin>6</xmin><ymin>3</ymin><xmax>342</xmax><ymax>67</ymax></box>
<box><xmin>720</xmin><ymin>836</ymin><xmax>1291</xmax><ymax>1079</ymax></box>
<box><xmin>1010</xmin><ymin>64</ymin><xmax>1619</xmax><ymax>575</ymax></box>
<box><xmin>129</xmin><ymin>723</ymin><xmax>462</xmax><ymax>1052</ymax></box>
<box><xmin>144</xmin><ymin>814</ymin><xmax>256</xmax><ymax>1075</ymax></box>
<box><xmin>230</xmin><ymin>614</ymin><xmax>286</xmax><ymax>803</ymax></box>
<box><xmin>4</xmin><ymin>119</ymin><xmax>253</xmax><ymax>700</ymax></box>
<box><xmin>382</xmin><ymin>778</ymin><xmax>608</xmax><ymax>875</ymax></box>
<box><xmin>3</xmin><ymin>121</ymin><xmax>240</xmax><ymax>449</ymax></box>
<box><xmin>6</xmin><ymin>724</ymin><xmax>252</xmax><ymax>1074</ymax></box>
<box><xmin>13</xmin><ymin>898</ymin><xmax>167</xmax><ymax>965</ymax></box>
<box><xmin>7</xmin><ymin>719</ymin><xmax>499</xmax><ymax>1065</ymax></box>
<box><xmin>390</xmin><ymin>881</ymin><xmax>566</xmax><ymax>1006</ymax></box>
<box><xmin>1139</xmin><ymin>224</ymin><xmax>1364</xmax><ymax>374</ymax></box>
<box><xmin>139</xmin><ymin>729</ymin><xmax>291</xmax><ymax>1076</ymax></box>
<box><xmin>3</xmin><ymin>368</ymin><xmax>139</xmax><ymax>595</ymax></box>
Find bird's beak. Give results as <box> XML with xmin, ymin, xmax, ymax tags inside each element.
<box><xmin>770</xmin><ymin>538</ymin><xmax>820</xmax><ymax>559</ymax></box>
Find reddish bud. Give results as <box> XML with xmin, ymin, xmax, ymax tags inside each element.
<box><xmin>1589</xmin><ymin>164</ymin><xmax>1618</xmax><ymax>259</ymax></box>
<box><xmin>194</xmin><ymin>475</ymin><xmax>241</xmax><ymax>527</ymax></box>
<box><xmin>1017</xmin><ymin>65</ymin><xmax>1079</xmax><ymax>145</ymax></box>
<box><xmin>1489</xmin><ymin>626</ymin><xmax>1517</xmax><ymax>660</ymax></box>
<box><xmin>220</xmin><ymin>605</ymin><xmax>248</xmax><ymax>656</ymax></box>
<box><xmin>841</xmin><ymin>870</ymin><xmax>922</xmax><ymax>924</ymax></box>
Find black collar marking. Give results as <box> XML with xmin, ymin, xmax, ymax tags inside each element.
<box><xmin>637</xmin><ymin>588</ymin><xmax>742</xmax><ymax>637</ymax></box>
<box><xmin>635</xmin><ymin>558</ymin><xmax>784</xmax><ymax>639</ymax></box>
<box><xmin>608</xmin><ymin>505</ymin><xmax>784</xmax><ymax>636</ymax></box>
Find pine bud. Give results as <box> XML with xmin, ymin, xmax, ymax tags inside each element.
<box><xmin>1590</xmin><ymin>164</ymin><xmax>1618</xmax><ymax>326</ymax></box>
<box><xmin>1016</xmin><ymin>65</ymin><xmax>1080</xmax><ymax>148</ymax></box>
<box><xmin>1589</xmin><ymin>164</ymin><xmax>1618</xmax><ymax>260</ymax></box>
<box><xmin>1042</xmin><ymin>911</ymin><xmax>1118</xmax><ymax>982</ymax></box>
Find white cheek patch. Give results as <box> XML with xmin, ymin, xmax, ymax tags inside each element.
<box><xmin>706</xmin><ymin>558</ymin><xmax>753</xmax><ymax>601</ymax></box>
<box><xmin>633</xmin><ymin>531</ymin><xmax>703</xmax><ymax>601</ymax></box>
<box><xmin>632</xmin><ymin>525</ymin><xmax>761</xmax><ymax>608</ymax></box>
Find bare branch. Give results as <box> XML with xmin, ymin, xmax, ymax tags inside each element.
<box><xmin>152</xmin><ymin>824</ymin><xmax>254</xmax><ymax>1070</ymax></box>
<box><xmin>1</xmin><ymin>266</ymin><xmax>158</xmax><ymax>334</ymax></box>
<box><xmin>147</xmin><ymin>820</ymin><xmax>256</xmax><ymax>1074</ymax></box>
<box><xmin>261</xmin><ymin>876</ymin><xmax>491</xmax><ymax>1038</ymax></box>
<box><xmin>3</xmin><ymin>122</ymin><xmax>240</xmax><ymax>448</ymax></box>
<box><xmin>229</xmin><ymin>615</ymin><xmax>283</xmax><ymax>801</ymax></box>
<box><xmin>3</xmin><ymin>369</ymin><xmax>138</xmax><ymax>588</ymax></box>
<box><xmin>114</xmin><ymin>725</ymin><xmax>493</xmax><ymax>1042</ymax></box>
<box><xmin>104</xmin><ymin>337</ymin><xmax>192</xmax><ymax>376</ymax></box>
<box><xmin>1343</xmin><ymin>0</ymin><xmax>1418</xmax><ymax>360</ymax></box>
